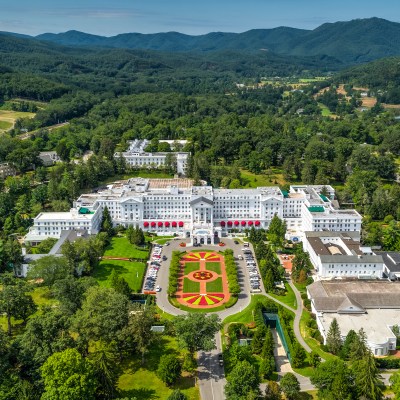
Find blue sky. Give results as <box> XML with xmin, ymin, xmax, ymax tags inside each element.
<box><xmin>1</xmin><ymin>0</ymin><xmax>399</xmax><ymax>36</ymax></box>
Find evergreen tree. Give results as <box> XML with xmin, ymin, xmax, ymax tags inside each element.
<box><xmin>326</xmin><ymin>318</ymin><xmax>342</xmax><ymax>355</ymax></box>
<box><xmin>101</xmin><ymin>206</ymin><xmax>114</xmax><ymax>237</ymax></box>
<box><xmin>279</xmin><ymin>373</ymin><xmax>300</xmax><ymax>400</ymax></box>
<box><xmin>353</xmin><ymin>353</ymin><xmax>383</xmax><ymax>400</ymax></box>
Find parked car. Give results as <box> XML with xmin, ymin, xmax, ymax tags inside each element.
<box><xmin>218</xmin><ymin>353</ymin><xmax>223</xmax><ymax>366</ymax></box>
<box><xmin>156</xmin><ymin>285</ymin><xmax>161</xmax><ymax>292</ymax></box>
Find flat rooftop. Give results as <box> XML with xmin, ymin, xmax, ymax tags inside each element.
<box><xmin>321</xmin><ymin>309</ymin><xmax>400</xmax><ymax>345</ymax></box>
<box><xmin>148</xmin><ymin>178</ymin><xmax>194</xmax><ymax>190</ymax></box>
<box><xmin>35</xmin><ymin>211</ymin><xmax>95</xmax><ymax>221</ymax></box>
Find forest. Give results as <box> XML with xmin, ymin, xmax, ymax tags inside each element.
<box><xmin>1</xmin><ymin>30</ymin><xmax>400</xmax><ymax>399</ymax></box>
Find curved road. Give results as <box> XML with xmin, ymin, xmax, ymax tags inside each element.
<box><xmin>154</xmin><ymin>238</ymin><xmax>312</xmax><ymax>399</ymax></box>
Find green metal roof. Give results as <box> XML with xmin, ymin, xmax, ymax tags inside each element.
<box><xmin>319</xmin><ymin>194</ymin><xmax>329</xmax><ymax>202</ymax></box>
<box><xmin>281</xmin><ymin>190</ymin><xmax>289</xmax><ymax>198</ymax></box>
<box><xmin>308</xmin><ymin>206</ymin><xmax>325</xmax><ymax>213</ymax></box>
<box><xmin>79</xmin><ymin>207</ymin><xmax>91</xmax><ymax>214</ymax></box>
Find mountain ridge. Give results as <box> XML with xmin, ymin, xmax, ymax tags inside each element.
<box><xmin>28</xmin><ymin>18</ymin><xmax>400</xmax><ymax>64</ymax></box>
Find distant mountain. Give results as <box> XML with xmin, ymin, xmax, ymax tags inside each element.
<box><xmin>34</xmin><ymin>18</ymin><xmax>400</xmax><ymax>64</ymax></box>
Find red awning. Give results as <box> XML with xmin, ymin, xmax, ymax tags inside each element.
<box><xmin>143</xmin><ymin>221</ymin><xmax>149</xmax><ymax>227</ymax></box>
<box><xmin>151</xmin><ymin>222</ymin><xmax>156</xmax><ymax>227</ymax></box>
<box><xmin>178</xmin><ymin>221</ymin><xmax>184</xmax><ymax>227</ymax></box>
<box><xmin>234</xmin><ymin>221</ymin><xmax>239</xmax><ymax>226</ymax></box>
<box><xmin>165</xmin><ymin>221</ymin><xmax>170</xmax><ymax>227</ymax></box>
<box><xmin>220</xmin><ymin>221</ymin><xmax>226</xmax><ymax>227</ymax></box>
<box><xmin>248</xmin><ymin>221</ymin><xmax>253</xmax><ymax>226</ymax></box>
<box><xmin>241</xmin><ymin>221</ymin><xmax>246</xmax><ymax>226</ymax></box>
<box><xmin>172</xmin><ymin>221</ymin><xmax>177</xmax><ymax>227</ymax></box>
<box><xmin>158</xmin><ymin>221</ymin><xmax>163</xmax><ymax>227</ymax></box>
<box><xmin>255</xmin><ymin>220</ymin><xmax>260</xmax><ymax>226</ymax></box>
<box><xmin>227</xmin><ymin>221</ymin><xmax>233</xmax><ymax>226</ymax></box>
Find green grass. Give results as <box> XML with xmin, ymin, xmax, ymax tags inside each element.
<box><xmin>98</xmin><ymin>170</ymin><xmax>174</xmax><ymax>186</ymax></box>
<box><xmin>152</xmin><ymin>237</ymin><xmax>174</xmax><ymax>245</ymax></box>
<box><xmin>118</xmin><ymin>335</ymin><xmax>199</xmax><ymax>400</ymax></box>
<box><xmin>299</xmin><ymin>309</ymin><xmax>336</xmax><ymax>362</ymax></box>
<box><xmin>206</xmin><ymin>277</ymin><xmax>223</xmax><ymax>292</ymax></box>
<box><xmin>0</xmin><ymin>121</ymin><xmax>12</xmax><ymax>130</ymax></box>
<box><xmin>104</xmin><ymin>236</ymin><xmax>149</xmax><ymax>259</ymax></box>
<box><xmin>223</xmin><ymin>294</ymin><xmax>268</xmax><ymax>324</ymax></box>
<box><xmin>94</xmin><ymin>260</ymin><xmax>146</xmax><ymax>292</ymax></box>
<box><xmin>294</xmin><ymin>281</ymin><xmax>309</xmax><ymax>294</ymax></box>
<box><xmin>184</xmin><ymin>262</ymin><xmax>200</xmax><ymax>275</ymax></box>
<box><xmin>240</xmin><ymin>168</ymin><xmax>286</xmax><ymax>188</ymax></box>
<box><xmin>267</xmin><ymin>282</ymin><xmax>296</xmax><ymax>310</ymax></box>
<box><xmin>318</xmin><ymin>102</ymin><xmax>333</xmax><ymax>117</ymax></box>
<box><xmin>206</xmin><ymin>262</ymin><xmax>221</xmax><ymax>274</ymax></box>
<box><xmin>29</xmin><ymin>286</ymin><xmax>58</xmax><ymax>307</ymax></box>
<box><xmin>183</xmin><ymin>278</ymin><xmax>200</xmax><ymax>293</ymax></box>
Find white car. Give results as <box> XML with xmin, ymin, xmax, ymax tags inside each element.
<box><xmin>156</xmin><ymin>285</ymin><xmax>161</xmax><ymax>292</ymax></box>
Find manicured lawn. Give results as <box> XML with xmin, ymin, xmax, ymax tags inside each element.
<box><xmin>104</xmin><ymin>236</ymin><xmax>149</xmax><ymax>259</ymax></box>
<box><xmin>118</xmin><ymin>335</ymin><xmax>199</xmax><ymax>400</ymax></box>
<box><xmin>223</xmin><ymin>294</ymin><xmax>268</xmax><ymax>324</ymax></box>
<box><xmin>267</xmin><ymin>282</ymin><xmax>297</xmax><ymax>310</ymax></box>
<box><xmin>152</xmin><ymin>237</ymin><xmax>174</xmax><ymax>245</ymax></box>
<box><xmin>94</xmin><ymin>259</ymin><xmax>146</xmax><ymax>292</ymax></box>
<box><xmin>206</xmin><ymin>262</ymin><xmax>221</xmax><ymax>274</ymax></box>
<box><xmin>299</xmin><ymin>309</ymin><xmax>336</xmax><ymax>362</ymax></box>
<box><xmin>184</xmin><ymin>262</ymin><xmax>200</xmax><ymax>275</ymax></box>
<box><xmin>183</xmin><ymin>278</ymin><xmax>200</xmax><ymax>293</ymax></box>
<box><xmin>206</xmin><ymin>277</ymin><xmax>223</xmax><ymax>292</ymax></box>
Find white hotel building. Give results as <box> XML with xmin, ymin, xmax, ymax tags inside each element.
<box><xmin>25</xmin><ymin>179</ymin><xmax>361</xmax><ymax>245</ymax></box>
<box><xmin>115</xmin><ymin>139</ymin><xmax>189</xmax><ymax>175</ymax></box>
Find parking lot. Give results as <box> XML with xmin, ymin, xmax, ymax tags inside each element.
<box><xmin>143</xmin><ymin>243</ymin><xmax>168</xmax><ymax>292</ymax></box>
<box><xmin>239</xmin><ymin>243</ymin><xmax>261</xmax><ymax>292</ymax></box>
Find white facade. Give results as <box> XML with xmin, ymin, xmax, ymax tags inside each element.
<box><xmin>26</xmin><ymin>179</ymin><xmax>360</xmax><ymax>244</ymax></box>
<box><xmin>25</xmin><ymin>207</ymin><xmax>102</xmax><ymax>243</ymax></box>
<box><xmin>308</xmin><ymin>280</ymin><xmax>400</xmax><ymax>356</ymax></box>
<box><xmin>115</xmin><ymin>139</ymin><xmax>189</xmax><ymax>175</ymax></box>
<box><xmin>304</xmin><ymin>231</ymin><xmax>384</xmax><ymax>278</ymax></box>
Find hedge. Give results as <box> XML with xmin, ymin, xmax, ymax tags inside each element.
<box><xmin>376</xmin><ymin>358</ymin><xmax>400</xmax><ymax>369</ymax></box>
<box><xmin>168</xmin><ymin>251</ymin><xmax>184</xmax><ymax>296</ymax></box>
<box><xmin>223</xmin><ymin>249</ymin><xmax>240</xmax><ymax>295</ymax></box>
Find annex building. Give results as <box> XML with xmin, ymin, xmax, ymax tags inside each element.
<box><xmin>308</xmin><ymin>280</ymin><xmax>400</xmax><ymax>356</ymax></box>
<box><xmin>303</xmin><ymin>231</ymin><xmax>384</xmax><ymax>279</ymax></box>
<box><xmin>25</xmin><ymin>179</ymin><xmax>361</xmax><ymax>245</ymax></box>
<box><xmin>114</xmin><ymin>139</ymin><xmax>190</xmax><ymax>175</ymax></box>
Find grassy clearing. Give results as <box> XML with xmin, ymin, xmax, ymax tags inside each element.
<box><xmin>206</xmin><ymin>277</ymin><xmax>223</xmax><ymax>292</ymax></box>
<box><xmin>0</xmin><ymin>121</ymin><xmax>12</xmax><ymax>130</ymax></box>
<box><xmin>94</xmin><ymin>260</ymin><xmax>146</xmax><ymax>292</ymax></box>
<box><xmin>183</xmin><ymin>278</ymin><xmax>200</xmax><ymax>293</ymax></box>
<box><xmin>206</xmin><ymin>262</ymin><xmax>221</xmax><ymax>274</ymax></box>
<box><xmin>317</xmin><ymin>103</ymin><xmax>332</xmax><ymax>117</ymax></box>
<box><xmin>118</xmin><ymin>335</ymin><xmax>199</xmax><ymax>400</ymax></box>
<box><xmin>240</xmin><ymin>168</ymin><xmax>286</xmax><ymax>188</ymax></box>
<box><xmin>267</xmin><ymin>282</ymin><xmax>297</xmax><ymax>310</ymax></box>
<box><xmin>0</xmin><ymin>110</ymin><xmax>35</xmax><ymax>132</ymax></box>
<box><xmin>184</xmin><ymin>262</ymin><xmax>200</xmax><ymax>275</ymax></box>
<box><xmin>104</xmin><ymin>236</ymin><xmax>149</xmax><ymax>259</ymax></box>
<box><xmin>98</xmin><ymin>170</ymin><xmax>174</xmax><ymax>186</ymax></box>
